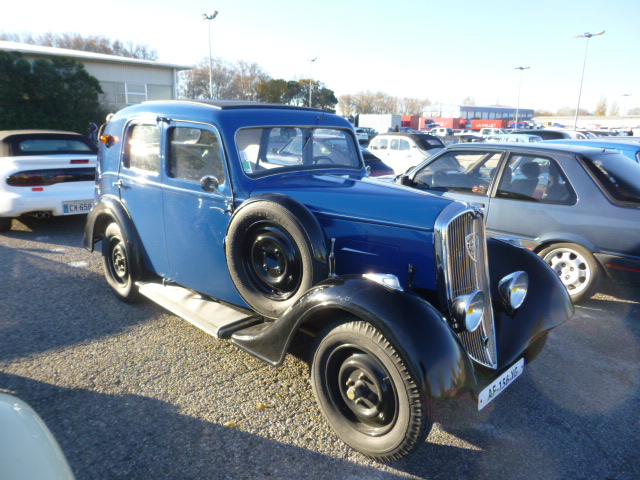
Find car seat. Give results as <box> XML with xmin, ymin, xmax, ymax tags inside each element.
<box><xmin>510</xmin><ymin>162</ymin><xmax>540</xmax><ymax>197</ymax></box>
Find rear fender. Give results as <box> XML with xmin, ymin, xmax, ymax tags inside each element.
<box><xmin>231</xmin><ymin>275</ymin><xmax>476</xmax><ymax>398</ymax></box>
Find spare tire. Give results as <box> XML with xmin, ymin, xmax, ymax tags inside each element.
<box><xmin>226</xmin><ymin>197</ymin><xmax>328</xmax><ymax>318</ymax></box>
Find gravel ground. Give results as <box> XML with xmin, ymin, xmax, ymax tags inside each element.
<box><xmin>1</xmin><ymin>215</ymin><xmax>639</xmax><ymax>480</ymax></box>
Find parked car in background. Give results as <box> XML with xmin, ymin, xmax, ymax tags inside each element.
<box><xmin>398</xmin><ymin>142</ymin><xmax>640</xmax><ymax>302</ymax></box>
<box><xmin>358</xmin><ymin>126</ymin><xmax>378</xmax><ymax>141</ymax></box>
<box><xmin>485</xmin><ymin>134</ymin><xmax>542</xmax><ymax>143</ymax></box>
<box><xmin>0</xmin><ymin>130</ymin><xmax>97</xmax><ymax>232</ymax></box>
<box><xmin>509</xmin><ymin>129</ymin><xmax>571</xmax><ymax>140</ymax></box>
<box><xmin>368</xmin><ymin>132</ymin><xmax>445</xmax><ymax>174</ymax></box>
<box><xmin>361</xmin><ymin>147</ymin><xmax>394</xmax><ymax>177</ymax></box>
<box><xmin>429</xmin><ymin>127</ymin><xmax>453</xmax><ymax>137</ymax></box>
<box><xmin>544</xmin><ymin>138</ymin><xmax>640</xmax><ymax>163</ymax></box>
<box><xmin>84</xmin><ymin>100</ymin><xmax>571</xmax><ymax>461</ymax></box>
<box><xmin>353</xmin><ymin>127</ymin><xmax>369</xmax><ymax>144</ymax></box>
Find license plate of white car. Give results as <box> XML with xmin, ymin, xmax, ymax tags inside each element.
<box><xmin>478</xmin><ymin>358</ymin><xmax>525</xmax><ymax>410</ymax></box>
<box><xmin>62</xmin><ymin>201</ymin><xmax>93</xmax><ymax>215</ymax></box>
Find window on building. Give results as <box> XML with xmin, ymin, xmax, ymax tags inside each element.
<box><xmin>116</xmin><ymin>83</ymin><xmax>148</xmax><ymax>104</ymax></box>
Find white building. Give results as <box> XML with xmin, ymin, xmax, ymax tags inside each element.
<box><xmin>0</xmin><ymin>41</ymin><xmax>191</xmax><ymax>113</ymax></box>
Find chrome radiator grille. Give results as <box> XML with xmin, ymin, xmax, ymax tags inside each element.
<box><xmin>435</xmin><ymin>203</ymin><xmax>497</xmax><ymax>369</ymax></box>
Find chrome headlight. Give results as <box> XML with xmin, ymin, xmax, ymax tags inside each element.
<box><xmin>452</xmin><ymin>290</ymin><xmax>485</xmax><ymax>333</ymax></box>
<box><xmin>499</xmin><ymin>271</ymin><xmax>529</xmax><ymax>311</ymax></box>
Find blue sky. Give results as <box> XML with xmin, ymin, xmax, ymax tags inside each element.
<box><xmin>4</xmin><ymin>0</ymin><xmax>639</xmax><ymax>112</ymax></box>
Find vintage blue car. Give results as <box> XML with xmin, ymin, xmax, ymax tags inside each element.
<box><xmin>83</xmin><ymin>100</ymin><xmax>572</xmax><ymax>461</ymax></box>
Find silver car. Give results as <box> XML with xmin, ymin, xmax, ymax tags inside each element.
<box><xmin>398</xmin><ymin>142</ymin><xmax>640</xmax><ymax>302</ymax></box>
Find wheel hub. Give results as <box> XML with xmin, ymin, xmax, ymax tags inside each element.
<box><xmin>545</xmin><ymin>248</ymin><xmax>590</xmax><ymax>294</ymax></box>
<box><xmin>112</xmin><ymin>244</ymin><xmax>128</xmax><ymax>280</ymax></box>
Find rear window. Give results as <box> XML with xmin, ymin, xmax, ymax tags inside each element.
<box><xmin>5</xmin><ymin>134</ymin><xmax>97</xmax><ymax>156</ymax></box>
<box><xmin>581</xmin><ymin>152</ymin><xmax>640</xmax><ymax>205</ymax></box>
<box><xmin>236</xmin><ymin>127</ymin><xmax>362</xmax><ymax>177</ymax></box>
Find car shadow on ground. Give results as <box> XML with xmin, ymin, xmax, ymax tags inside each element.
<box><xmin>1</xmin><ymin>372</ymin><xmax>459</xmax><ymax>480</ymax></box>
<box><xmin>3</xmin><ymin>215</ymin><xmax>89</xmax><ymax>248</ymax></box>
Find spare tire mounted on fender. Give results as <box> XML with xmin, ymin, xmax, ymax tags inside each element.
<box><xmin>226</xmin><ymin>197</ymin><xmax>328</xmax><ymax>318</ymax></box>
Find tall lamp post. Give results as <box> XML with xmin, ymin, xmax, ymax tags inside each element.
<box><xmin>308</xmin><ymin>57</ymin><xmax>317</xmax><ymax>107</ymax></box>
<box><xmin>573</xmin><ymin>30</ymin><xmax>605</xmax><ymax>129</ymax></box>
<box><xmin>514</xmin><ymin>66</ymin><xmax>530</xmax><ymax>129</ymax></box>
<box><xmin>621</xmin><ymin>93</ymin><xmax>632</xmax><ymax>127</ymax></box>
<box><xmin>203</xmin><ymin>11</ymin><xmax>219</xmax><ymax>99</ymax></box>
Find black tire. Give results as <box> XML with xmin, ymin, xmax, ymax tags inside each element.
<box><xmin>101</xmin><ymin>222</ymin><xmax>140</xmax><ymax>302</ymax></box>
<box><xmin>226</xmin><ymin>200</ymin><xmax>327</xmax><ymax>318</ymax></box>
<box><xmin>538</xmin><ymin>243</ymin><xmax>601</xmax><ymax>303</ymax></box>
<box><xmin>0</xmin><ymin>217</ymin><xmax>11</xmax><ymax>232</ymax></box>
<box><xmin>311</xmin><ymin>320</ymin><xmax>433</xmax><ymax>462</ymax></box>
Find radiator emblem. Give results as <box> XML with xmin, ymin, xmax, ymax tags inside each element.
<box><xmin>465</xmin><ymin>232</ymin><xmax>479</xmax><ymax>263</ymax></box>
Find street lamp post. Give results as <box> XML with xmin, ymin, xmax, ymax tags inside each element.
<box><xmin>514</xmin><ymin>66</ymin><xmax>530</xmax><ymax>129</ymax></box>
<box><xmin>308</xmin><ymin>57</ymin><xmax>317</xmax><ymax>107</ymax></box>
<box><xmin>203</xmin><ymin>11</ymin><xmax>219</xmax><ymax>99</ymax></box>
<box><xmin>621</xmin><ymin>93</ymin><xmax>632</xmax><ymax>127</ymax></box>
<box><xmin>573</xmin><ymin>30</ymin><xmax>605</xmax><ymax>129</ymax></box>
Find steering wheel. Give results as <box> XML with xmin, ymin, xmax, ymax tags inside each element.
<box><xmin>313</xmin><ymin>156</ymin><xmax>334</xmax><ymax>165</ymax></box>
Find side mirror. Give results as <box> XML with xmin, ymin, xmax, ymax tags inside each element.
<box><xmin>399</xmin><ymin>175</ymin><xmax>414</xmax><ymax>186</ymax></box>
<box><xmin>200</xmin><ymin>175</ymin><xmax>220</xmax><ymax>193</ymax></box>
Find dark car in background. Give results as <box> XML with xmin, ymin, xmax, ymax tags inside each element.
<box><xmin>398</xmin><ymin>142</ymin><xmax>640</xmax><ymax>302</ymax></box>
<box><xmin>361</xmin><ymin>147</ymin><xmax>394</xmax><ymax>177</ymax></box>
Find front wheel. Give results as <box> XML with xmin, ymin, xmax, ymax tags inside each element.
<box><xmin>101</xmin><ymin>222</ymin><xmax>140</xmax><ymax>302</ymax></box>
<box><xmin>539</xmin><ymin>243</ymin><xmax>601</xmax><ymax>303</ymax></box>
<box><xmin>311</xmin><ymin>320</ymin><xmax>433</xmax><ymax>462</ymax></box>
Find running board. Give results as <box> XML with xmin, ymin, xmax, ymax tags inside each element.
<box><xmin>137</xmin><ymin>282</ymin><xmax>261</xmax><ymax>339</ymax></box>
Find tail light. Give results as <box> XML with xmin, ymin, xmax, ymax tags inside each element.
<box><xmin>7</xmin><ymin>168</ymin><xmax>95</xmax><ymax>187</ymax></box>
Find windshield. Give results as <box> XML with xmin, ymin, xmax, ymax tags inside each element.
<box><xmin>581</xmin><ymin>151</ymin><xmax>640</xmax><ymax>205</ymax></box>
<box><xmin>236</xmin><ymin>127</ymin><xmax>362</xmax><ymax>177</ymax></box>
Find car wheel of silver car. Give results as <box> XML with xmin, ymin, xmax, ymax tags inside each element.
<box><xmin>539</xmin><ymin>243</ymin><xmax>601</xmax><ymax>303</ymax></box>
<box><xmin>226</xmin><ymin>200</ymin><xmax>327</xmax><ymax>318</ymax></box>
<box><xmin>102</xmin><ymin>222</ymin><xmax>140</xmax><ymax>303</ymax></box>
<box><xmin>0</xmin><ymin>217</ymin><xmax>11</xmax><ymax>232</ymax></box>
<box><xmin>311</xmin><ymin>320</ymin><xmax>433</xmax><ymax>462</ymax></box>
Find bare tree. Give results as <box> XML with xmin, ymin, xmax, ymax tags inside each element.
<box><xmin>608</xmin><ymin>101</ymin><xmax>619</xmax><ymax>117</ymax></box>
<box><xmin>595</xmin><ymin>96</ymin><xmax>607</xmax><ymax>116</ymax></box>
<box><xmin>461</xmin><ymin>96</ymin><xmax>476</xmax><ymax>106</ymax></box>
<box><xmin>0</xmin><ymin>31</ymin><xmax>158</xmax><ymax>60</ymax></box>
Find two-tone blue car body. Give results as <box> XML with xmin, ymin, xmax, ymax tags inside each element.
<box><xmin>84</xmin><ymin>100</ymin><xmax>572</xmax><ymax>462</ymax></box>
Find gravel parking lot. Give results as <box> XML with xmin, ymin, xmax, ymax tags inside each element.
<box><xmin>1</xmin><ymin>215</ymin><xmax>639</xmax><ymax>480</ymax></box>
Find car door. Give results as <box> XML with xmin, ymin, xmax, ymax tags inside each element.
<box><xmin>484</xmin><ymin>152</ymin><xmax>578</xmax><ymax>244</ymax></box>
<box><xmin>410</xmin><ymin>148</ymin><xmax>506</xmax><ymax>210</ymax></box>
<box><xmin>161</xmin><ymin>121</ymin><xmax>247</xmax><ymax>306</ymax></box>
<box><xmin>118</xmin><ymin>121</ymin><xmax>170</xmax><ymax>275</ymax></box>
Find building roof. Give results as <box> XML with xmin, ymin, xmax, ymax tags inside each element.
<box><xmin>0</xmin><ymin>41</ymin><xmax>192</xmax><ymax>71</ymax></box>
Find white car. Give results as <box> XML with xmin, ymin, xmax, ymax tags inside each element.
<box><xmin>367</xmin><ymin>132</ymin><xmax>445</xmax><ymax>175</ymax></box>
<box><xmin>0</xmin><ymin>130</ymin><xmax>97</xmax><ymax>232</ymax></box>
<box><xmin>353</xmin><ymin>127</ymin><xmax>369</xmax><ymax>144</ymax></box>
<box><xmin>485</xmin><ymin>133</ymin><xmax>543</xmax><ymax>143</ymax></box>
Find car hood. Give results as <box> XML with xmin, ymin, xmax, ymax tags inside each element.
<box><xmin>249</xmin><ymin>173</ymin><xmax>455</xmax><ymax>231</ymax></box>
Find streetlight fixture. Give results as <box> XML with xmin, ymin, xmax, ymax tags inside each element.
<box><xmin>203</xmin><ymin>11</ymin><xmax>219</xmax><ymax>99</ymax></box>
<box><xmin>308</xmin><ymin>57</ymin><xmax>317</xmax><ymax>107</ymax></box>
<box><xmin>573</xmin><ymin>30</ymin><xmax>605</xmax><ymax>129</ymax></box>
<box><xmin>621</xmin><ymin>93</ymin><xmax>632</xmax><ymax>127</ymax></box>
<box><xmin>514</xmin><ymin>66</ymin><xmax>530</xmax><ymax>129</ymax></box>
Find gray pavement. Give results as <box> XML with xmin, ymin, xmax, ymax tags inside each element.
<box><xmin>1</xmin><ymin>215</ymin><xmax>638</xmax><ymax>480</ymax></box>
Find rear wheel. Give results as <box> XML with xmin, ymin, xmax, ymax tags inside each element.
<box><xmin>101</xmin><ymin>222</ymin><xmax>139</xmax><ymax>302</ymax></box>
<box><xmin>311</xmin><ymin>320</ymin><xmax>432</xmax><ymax>462</ymax></box>
<box><xmin>539</xmin><ymin>243</ymin><xmax>601</xmax><ymax>303</ymax></box>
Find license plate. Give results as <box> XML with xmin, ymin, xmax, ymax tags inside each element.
<box><xmin>62</xmin><ymin>201</ymin><xmax>93</xmax><ymax>215</ymax></box>
<box><xmin>478</xmin><ymin>358</ymin><xmax>525</xmax><ymax>410</ymax></box>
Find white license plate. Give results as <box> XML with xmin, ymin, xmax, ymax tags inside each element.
<box><xmin>62</xmin><ymin>201</ymin><xmax>93</xmax><ymax>215</ymax></box>
<box><xmin>478</xmin><ymin>358</ymin><xmax>525</xmax><ymax>410</ymax></box>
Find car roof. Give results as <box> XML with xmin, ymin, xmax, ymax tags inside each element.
<box><xmin>543</xmin><ymin>139</ymin><xmax>640</xmax><ymax>150</ymax></box>
<box><xmin>0</xmin><ymin>130</ymin><xmax>83</xmax><ymax>142</ymax></box>
<box><xmin>444</xmin><ymin>141</ymin><xmax>615</xmax><ymax>155</ymax></box>
<box><xmin>150</xmin><ymin>99</ymin><xmax>326</xmax><ymax>113</ymax></box>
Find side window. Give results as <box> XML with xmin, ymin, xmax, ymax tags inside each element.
<box><xmin>390</xmin><ymin>139</ymin><xmax>400</xmax><ymax>151</ymax></box>
<box><xmin>398</xmin><ymin>139</ymin><xmax>410</xmax><ymax>151</ymax></box>
<box><xmin>412</xmin><ymin>151</ymin><xmax>502</xmax><ymax>196</ymax></box>
<box><xmin>497</xmin><ymin>155</ymin><xmax>575</xmax><ymax>204</ymax></box>
<box><xmin>168</xmin><ymin>126</ymin><xmax>226</xmax><ymax>185</ymax></box>
<box><xmin>371</xmin><ymin>138</ymin><xmax>388</xmax><ymax>150</ymax></box>
<box><xmin>124</xmin><ymin>125</ymin><xmax>160</xmax><ymax>173</ymax></box>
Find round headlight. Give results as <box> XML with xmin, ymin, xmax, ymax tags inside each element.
<box><xmin>499</xmin><ymin>271</ymin><xmax>529</xmax><ymax>311</ymax></box>
<box><xmin>452</xmin><ymin>290</ymin><xmax>485</xmax><ymax>332</ymax></box>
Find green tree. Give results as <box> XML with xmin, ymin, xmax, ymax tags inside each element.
<box><xmin>0</xmin><ymin>51</ymin><xmax>104</xmax><ymax>133</ymax></box>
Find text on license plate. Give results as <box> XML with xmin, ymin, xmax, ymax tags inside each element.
<box><xmin>478</xmin><ymin>358</ymin><xmax>525</xmax><ymax>410</ymax></box>
<box><xmin>63</xmin><ymin>201</ymin><xmax>93</xmax><ymax>215</ymax></box>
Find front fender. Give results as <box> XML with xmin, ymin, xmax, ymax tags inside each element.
<box><xmin>488</xmin><ymin>238</ymin><xmax>573</xmax><ymax>371</ymax></box>
<box><xmin>231</xmin><ymin>276</ymin><xmax>476</xmax><ymax>399</ymax></box>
